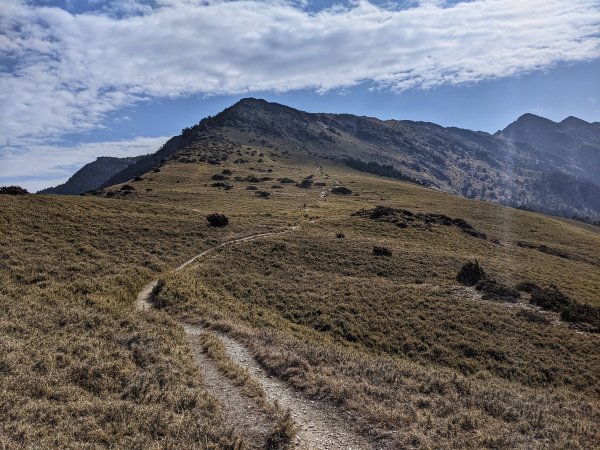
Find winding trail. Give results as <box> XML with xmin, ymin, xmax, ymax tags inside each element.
<box><xmin>135</xmin><ymin>176</ymin><xmax>372</xmax><ymax>449</ymax></box>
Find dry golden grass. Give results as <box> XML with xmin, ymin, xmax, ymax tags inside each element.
<box><xmin>2</xmin><ymin>138</ymin><xmax>599</xmax><ymax>448</ymax></box>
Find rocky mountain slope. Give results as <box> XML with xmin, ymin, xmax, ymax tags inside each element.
<box><xmin>44</xmin><ymin>98</ymin><xmax>600</xmax><ymax>221</ymax></box>
<box><xmin>39</xmin><ymin>156</ymin><xmax>142</xmax><ymax>195</ymax></box>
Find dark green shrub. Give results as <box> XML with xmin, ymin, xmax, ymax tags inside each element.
<box><xmin>476</xmin><ymin>278</ymin><xmax>519</xmax><ymax>301</ymax></box>
<box><xmin>206</xmin><ymin>213</ymin><xmax>229</xmax><ymax>227</ymax></box>
<box><xmin>331</xmin><ymin>186</ymin><xmax>353</xmax><ymax>195</ymax></box>
<box><xmin>373</xmin><ymin>246</ymin><xmax>392</xmax><ymax>257</ymax></box>
<box><xmin>0</xmin><ymin>186</ymin><xmax>28</xmax><ymax>195</ymax></box>
<box><xmin>457</xmin><ymin>261</ymin><xmax>485</xmax><ymax>286</ymax></box>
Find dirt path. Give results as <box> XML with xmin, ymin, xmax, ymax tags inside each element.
<box><xmin>135</xmin><ymin>228</ymin><xmax>296</xmax><ymax>311</ymax></box>
<box><xmin>185</xmin><ymin>325</ymin><xmax>372</xmax><ymax>450</ymax></box>
<box><xmin>186</xmin><ymin>329</ymin><xmax>274</xmax><ymax>447</ymax></box>
<box><xmin>135</xmin><ymin>182</ymin><xmax>372</xmax><ymax>448</ymax></box>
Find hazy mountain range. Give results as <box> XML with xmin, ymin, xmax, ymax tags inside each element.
<box><xmin>41</xmin><ymin>98</ymin><xmax>600</xmax><ymax>221</ymax></box>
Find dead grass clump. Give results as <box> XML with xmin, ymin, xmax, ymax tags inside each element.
<box><xmin>265</xmin><ymin>407</ymin><xmax>297</xmax><ymax>450</ymax></box>
<box><xmin>199</xmin><ymin>332</ymin><xmax>265</xmax><ymax>400</ymax></box>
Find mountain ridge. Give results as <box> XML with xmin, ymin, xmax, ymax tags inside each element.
<box><xmin>41</xmin><ymin>98</ymin><xmax>600</xmax><ymax>221</ymax></box>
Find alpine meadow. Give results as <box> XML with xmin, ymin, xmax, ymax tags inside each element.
<box><xmin>1</xmin><ymin>1</ymin><xmax>600</xmax><ymax>449</ymax></box>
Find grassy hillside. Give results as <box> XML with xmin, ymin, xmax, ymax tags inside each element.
<box><xmin>2</xmin><ymin>139</ymin><xmax>599</xmax><ymax>448</ymax></box>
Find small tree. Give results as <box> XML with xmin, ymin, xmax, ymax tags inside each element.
<box><xmin>207</xmin><ymin>213</ymin><xmax>229</xmax><ymax>227</ymax></box>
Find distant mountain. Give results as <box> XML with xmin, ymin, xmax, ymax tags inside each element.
<box><xmin>45</xmin><ymin>98</ymin><xmax>600</xmax><ymax>221</ymax></box>
<box><xmin>39</xmin><ymin>156</ymin><xmax>142</xmax><ymax>195</ymax></box>
<box><xmin>199</xmin><ymin>98</ymin><xmax>600</xmax><ymax>220</ymax></box>
<box><xmin>499</xmin><ymin>113</ymin><xmax>600</xmax><ymax>185</ymax></box>
<box><xmin>99</xmin><ymin>136</ymin><xmax>182</xmax><ymax>189</ymax></box>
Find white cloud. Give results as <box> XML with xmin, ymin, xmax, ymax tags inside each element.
<box><xmin>0</xmin><ymin>135</ymin><xmax>169</xmax><ymax>191</ymax></box>
<box><xmin>1</xmin><ymin>0</ymin><xmax>599</xmax><ymax>146</ymax></box>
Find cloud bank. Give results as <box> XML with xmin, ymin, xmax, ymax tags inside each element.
<box><xmin>1</xmin><ymin>0</ymin><xmax>599</xmax><ymax>188</ymax></box>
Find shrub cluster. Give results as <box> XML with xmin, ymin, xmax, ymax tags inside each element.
<box><xmin>373</xmin><ymin>246</ymin><xmax>392</xmax><ymax>257</ymax></box>
<box><xmin>206</xmin><ymin>213</ymin><xmax>229</xmax><ymax>227</ymax></box>
<box><xmin>0</xmin><ymin>186</ymin><xmax>29</xmax><ymax>195</ymax></box>
<box><xmin>456</xmin><ymin>261</ymin><xmax>485</xmax><ymax>286</ymax></box>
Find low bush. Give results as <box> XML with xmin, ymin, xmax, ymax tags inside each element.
<box><xmin>0</xmin><ymin>186</ymin><xmax>28</xmax><ymax>195</ymax></box>
<box><xmin>530</xmin><ymin>285</ymin><xmax>600</xmax><ymax>331</ymax></box>
<box><xmin>298</xmin><ymin>179</ymin><xmax>313</xmax><ymax>189</ymax></box>
<box><xmin>206</xmin><ymin>213</ymin><xmax>229</xmax><ymax>227</ymax></box>
<box><xmin>256</xmin><ymin>191</ymin><xmax>271</xmax><ymax>199</ymax></box>
<box><xmin>457</xmin><ymin>261</ymin><xmax>485</xmax><ymax>286</ymax></box>
<box><xmin>211</xmin><ymin>182</ymin><xmax>232</xmax><ymax>190</ymax></box>
<box><xmin>331</xmin><ymin>186</ymin><xmax>353</xmax><ymax>195</ymax></box>
<box><xmin>476</xmin><ymin>278</ymin><xmax>519</xmax><ymax>301</ymax></box>
<box><xmin>373</xmin><ymin>246</ymin><xmax>392</xmax><ymax>257</ymax></box>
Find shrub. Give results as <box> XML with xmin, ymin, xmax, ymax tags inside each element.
<box><xmin>516</xmin><ymin>309</ymin><xmax>550</xmax><ymax>324</ymax></box>
<box><xmin>298</xmin><ymin>179</ymin><xmax>313</xmax><ymax>189</ymax></box>
<box><xmin>256</xmin><ymin>191</ymin><xmax>271</xmax><ymax>198</ymax></box>
<box><xmin>476</xmin><ymin>278</ymin><xmax>519</xmax><ymax>301</ymax></box>
<box><xmin>120</xmin><ymin>184</ymin><xmax>135</xmax><ymax>191</ymax></box>
<box><xmin>133</xmin><ymin>176</ymin><xmax>143</xmax><ymax>182</ymax></box>
<box><xmin>211</xmin><ymin>182</ymin><xmax>232</xmax><ymax>190</ymax></box>
<box><xmin>331</xmin><ymin>186</ymin><xmax>353</xmax><ymax>195</ymax></box>
<box><xmin>0</xmin><ymin>186</ymin><xmax>29</xmax><ymax>195</ymax></box>
<box><xmin>530</xmin><ymin>285</ymin><xmax>571</xmax><ymax>311</ymax></box>
<box><xmin>530</xmin><ymin>285</ymin><xmax>600</xmax><ymax>332</ymax></box>
<box><xmin>457</xmin><ymin>261</ymin><xmax>485</xmax><ymax>286</ymax></box>
<box><xmin>211</xmin><ymin>174</ymin><xmax>227</xmax><ymax>181</ymax></box>
<box><xmin>206</xmin><ymin>213</ymin><xmax>229</xmax><ymax>227</ymax></box>
<box><xmin>516</xmin><ymin>281</ymin><xmax>540</xmax><ymax>293</ymax></box>
<box><xmin>336</xmin><ymin>232</ymin><xmax>345</xmax><ymax>239</ymax></box>
<box><xmin>278</xmin><ymin>177</ymin><xmax>296</xmax><ymax>184</ymax></box>
<box><xmin>373</xmin><ymin>246</ymin><xmax>392</xmax><ymax>257</ymax></box>
<box><xmin>245</xmin><ymin>185</ymin><xmax>258</xmax><ymax>190</ymax></box>
<box><xmin>221</xmin><ymin>169</ymin><xmax>233</xmax><ymax>175</ymax></box>
<box><xmin>271</xmin><ymin>185</ymin><xmax>283</xmax><ymax>189</ymax></box>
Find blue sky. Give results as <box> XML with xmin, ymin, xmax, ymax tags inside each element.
<box><xmin>1</xmin><ymin>0</ymin><xmax>599</xmax><ymax>191</ymax></box>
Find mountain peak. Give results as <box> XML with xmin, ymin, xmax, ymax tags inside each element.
<box><xmin>560</xmin><ymin>115</ymin><xmax>590</xmax><ymax>127</ymax></box>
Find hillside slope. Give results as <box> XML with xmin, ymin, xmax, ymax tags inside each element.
<box><xmin>3</xmin><ymin>130</ymin><xmax>600</xmax><ymax>448</ymax></box>
<box><xmin>39</xmin><ymin>156</ymin><xmax>142</xmax><ymax>195</ymax></box>
<box><xmin>204</xmin><ymin>98</ymin><xmax>600</xmax><ymax>220</ymax></box>
<box><xmin>52</xmin><ymin>98</ymin><xmax>600</xmax><ymax>221</ymax></box>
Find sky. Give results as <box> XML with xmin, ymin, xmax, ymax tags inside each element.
<box><xmin>1</xmin><ymin>0</ymin><xmax>599</xmax><ymax>192</ymax></box>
